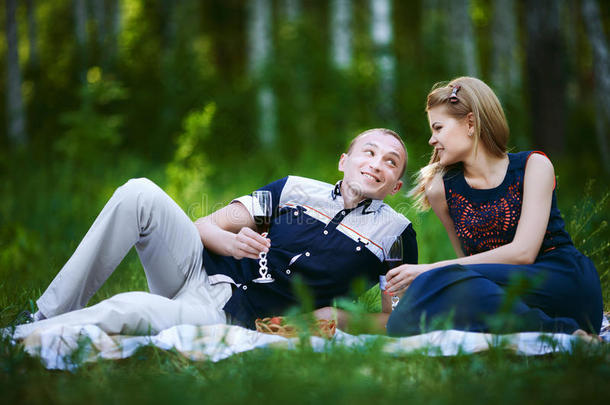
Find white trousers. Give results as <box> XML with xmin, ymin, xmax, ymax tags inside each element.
<box><xmin>14</xmin><ymin>178</ymin><xmax>231</xmax><ymax>339</ymax></box>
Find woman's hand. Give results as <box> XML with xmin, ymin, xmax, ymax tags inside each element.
<box><xmin>313</xmin><ymin>306</ymin><xmax>348</xmax><ymax>329</ymax></box>
<box><xmin>385</xmin><ymin>264</ymin><xmax>433</xmax><ymax>294</ymax></box>
<box><xmin>228</xmin><ymin>227</ymin><xmax>270</xmax><ymax>260</ymax></box>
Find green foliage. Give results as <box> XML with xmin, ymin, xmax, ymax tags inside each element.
<box><xmin>165</xmin><ymin>103</ymin><xmax>215</xmax><ymax>218</ymax></box>
<box><xmin>566</xmin><ymin>181</ymin><xmax>610</xmax><ymax>270</ymax></box>
<box><xmin>566</xmin><ymin>180</ymin><xmax>610</xmax><ymax>305</ymax></box>
<box><xmin>0</xmin><ymin>223</ymin><xmax>41</xmax><ymax>274</ymax></box>
<box><xmin>55</xmin><ymin>67</ymin><xmax>127</xmax><ymax>163</ymax></box>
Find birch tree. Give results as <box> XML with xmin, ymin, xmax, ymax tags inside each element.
<box><xmin>74</xmin><ymin>0</ymin><xmax>88</xmax><ymax>83</ymax></box>
<box><xmin>331</xmin><ymin>0</ymin><xmax>352</xmax><ymax>70</ymax></box>
<box><xmin>421</xmin><ymin>0</ymin><xmax>449</xmax><ymax>73</ymax></box>
<box><xmin>449</xmin><ymin>0</ymin><xmax>479</xmax><ymax>77</ymax></box>
<box><xmin>92</xmin><ymin>0</ymin><xmax>106</xmax><ymax>51</ymax></box>
<box><xmin>106</xmin><ymin>0</ymin><xmax>120</xmax><ymax>69</ymax></box>
<box><xmin>581</xmin><ymin>0</ymin><xmax>610</xmax><ymax>173</ymax></box>
<box><xmin>370</xmin><ymin>0</ymin><xmax>396</xmax><ymax>120</ymax></box>
<box><xmin>6</xmin><ymin>0</ymin><xmax>27</xmax><ymax>146</ymax></box>
<box><xmin>248</xmin><ymin>0</ymin><xmax>276</xmax><ymax>146</ymax></box>
<box><xmin>26</xmin><ymin>0</ymin><xmax>38</xmax><ymax>69</ymax></box>
<box><xmin>490</xmin><ymin>0</ymin><xmax>520</xmax><ymax>99</ymax></box>
<box><xmin>282</xmin><ymin>0</ymin><xmax>301</xmax><ymax>22</ymax></box>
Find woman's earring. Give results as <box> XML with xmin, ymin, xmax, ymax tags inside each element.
<box><xmin>468</xmin><ymin>130</ymin><xmax>473</xmax><ymax>137</ymax></box>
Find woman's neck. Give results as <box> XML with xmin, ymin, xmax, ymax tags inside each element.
<box><xmin>462</xmin><ymin>149</ymin><xmax>509</xmax><ymax>189</ymax></box>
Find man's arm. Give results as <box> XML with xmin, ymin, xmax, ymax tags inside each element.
<box><xmin>194</xmin><ymin>202</ymin><xmax>270</xmax><ymax>260</ymax></box>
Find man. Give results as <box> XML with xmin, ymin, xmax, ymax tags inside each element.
<box><xmin>13</xmin><ymin>128</ymin><xmax>417</xmax><ymax>339</ymax></box>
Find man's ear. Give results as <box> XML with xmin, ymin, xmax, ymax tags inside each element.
<box><xmin>338</xmin><ymin>153</ymin><xmax>347</xmax><ymax>172</ymax></box>
<box><xmin>390</xmin><ymin>180</ymin><xmax>403</xmax><ymax>195</ymax></box>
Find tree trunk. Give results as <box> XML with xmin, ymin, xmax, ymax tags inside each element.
<box><xmin>26</xmin><ymin>0</ymin><xmax>38</xmax><ymax>69</ymax></box>
<box><xmin>247</xmin><ymin>0</ymin><xmax>276</xmax><ymax>145</ymax></box>
<box><xmin>449</xmin><ymin>0</ymin><xmax>479</xmax><ymax>77</ymax></box>
<box><xmin>5</xmin><ymin>0</ymin><xmax>27</xmax><ymax>146</ymax></box>
<box><xmin>282</xmin><ymin>0</ymin><xmax>301</xmax><ymax>22</ymax></box>
<box><xmin>331</xmin><ymin>0</ymin><xmax>352</xmax><ymax>70</ymax></box>
<box><xmin>525</xmin><ymin>0</ymin><xmax>566</xmax><ymax>155</ymax></box>
<box><xmin>92</xmin><ymin>0</ymin><xmax>106</xmax><ymax>50</ymax></box>
<box><xmin>421</xmin><ymin>0</ymin><xmax>450</xmax><ymax>73</ymax></box>
<box><xmin>491</xmin><ymin>0</ymin><xmax>520</xmax><ymax>99</ymax></box>
<box><xmin>74</xmin><ymin>0</ymin><xmax>88</xmax><ymax>83</ymax></box>
<box><xmin>370</xmin><ymin>0</ymin><xmax>396</xmax><ymax>122</ymax></box>
<box><xmin>581</xmin><ymin>0</ymin><xmax>610</xmax><ymax>173</ymax></box>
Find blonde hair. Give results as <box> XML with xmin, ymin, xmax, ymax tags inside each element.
<box><xmin>347</xmin><ymin>128</ymin><xmax>408</xmax><ymax>178</ymax></box>
<box><xmin>411</xmin><ymin>77</ymin><xmax>509</xmax><ymax>210</ymax></box>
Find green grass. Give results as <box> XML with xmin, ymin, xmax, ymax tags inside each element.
<box><xmin>2</xmin><ymin>334</ymin><xmax>610</xmax><ymax>405</ymax></box>
<box><xmin>1</xmin><ymin>150</ymin><xmax>609</xmax><ymax>405</ymax></box>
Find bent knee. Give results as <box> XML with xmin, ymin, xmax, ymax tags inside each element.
<box><xmin>121</xmin><ymin>177</ymin><xmax>160</xmax><ymax>195</ymax></box>
<box><xmin>113</xmin><ymin>177</ymin><xmax>163</xmax><ymax>206</ymax></box>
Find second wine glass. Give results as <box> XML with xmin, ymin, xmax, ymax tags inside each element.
<box><xmin>382</xmin><ymin>235</ymin><xmax>403</xmax><ymax>310</ymax></box>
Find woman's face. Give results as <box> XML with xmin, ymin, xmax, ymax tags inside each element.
<box><xmin>427</xmin><ymin>106</ymin><xmax>474</xmax><ymax>166</ymax></box>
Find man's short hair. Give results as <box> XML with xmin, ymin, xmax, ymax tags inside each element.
<box><xmin>347</xmin><ymin>128</ymin><xmax>408</xmax><ymax>178</ymax></box>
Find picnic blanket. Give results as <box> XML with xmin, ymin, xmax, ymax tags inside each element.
<box><xmin>7</xmin><ymin>314</ymin><xmax>609</xmax><ymax>370</ymax></box>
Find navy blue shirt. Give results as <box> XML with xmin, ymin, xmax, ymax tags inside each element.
<box><xmin>204</xmin><ymin>176</ymin><xmax>418</xmax><ymax>328</ymax></box>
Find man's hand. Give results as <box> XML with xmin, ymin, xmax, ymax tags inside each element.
<box><xmin>385</xmin><ymin>263</ymin><xmax>432</xmax><ymax>293</ymax></box>
<box><xmin>229</xmin><ymin>227</ymin><xmax>271</xmax><ymax>260</ymax></box>
<box><xmin>195</xmin><ymin>202</ymin><xmax>270</xmax><ymax>258</ymax></box>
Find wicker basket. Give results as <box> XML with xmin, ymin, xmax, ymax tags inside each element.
<box><xmin>255</xmin><ymin>317</ymin><xmax>336</xmax><ymax>339</ymax></box>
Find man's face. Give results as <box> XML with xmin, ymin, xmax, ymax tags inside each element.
<box><xmin>338</xmin><ymin>131</ymin><xmax>405</xmax><ymax>200</ymax></box>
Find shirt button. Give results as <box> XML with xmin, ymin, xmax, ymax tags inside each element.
<box><xmin>323</xmin><ymin>230</ymin><xmax>328</xmax><ymax>235</ymax></box>
<box><xmin>286</xmin><ymin>269</ymin><xmax>291</xmax><ymax>275</ymax></box>
<box><xmin>293</xmin><ymin>211</ymin><xmax>299</xmax><ymax>216</ymax></box>
<box><xmin>341</xmin><ymin>210</ymin><xmax>346</xmax><ymax>215</ymax></box>
<box><xmin>305</xmin><ymin>252</ymin><xmax>311</xmax><ymax>257</ymax></box>
<box><xmin>356</xmin><ymin>246</ymin><xmax>361</xmax><ymax>251</ymax></box>
<box><xmin>242</xmin><ymin>285</ymin><xmax>248</xmax><ymax>290</ymax></box>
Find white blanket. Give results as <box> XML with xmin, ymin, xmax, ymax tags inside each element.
<box><xmin>10</xmin><ymin>314</ymin><xmax>609</xmax><ymax>370</ymax></box>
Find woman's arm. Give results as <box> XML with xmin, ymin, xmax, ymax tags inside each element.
<box><xmin>386</xmin><ymin>153</ymin><xmax>555</xmax><ymax>293</ymax></box>
<box><xmin>427</xmin><ymin>172</ymin><xmax>465</xmax><ymax>258</ymax></box>
<box><xmin>194</xmin><ymin>202</ymin><xmax>270</xmax><ymax>260</ymax></box>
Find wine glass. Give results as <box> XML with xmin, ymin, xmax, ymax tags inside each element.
<box><xmin>382</xmin><ymin>235</ymin><xmax>403</xmax><ymax>310</ymax></box>
<box><xmin>252</xmin><ymin>190</ymin><xmax>274</xmax><ymax>283</ymax></box>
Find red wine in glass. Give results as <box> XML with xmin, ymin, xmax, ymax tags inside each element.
<box><xmin>384</xmin><ymin>258</ymin><xmax>403</xmax><ymax>270</ymax></box>
<box><xmin>254</xmin><ymin>215</ymin><xmax>271</xmax><ymax>235</ymax></box>
<box><xmin>252</xmin><ymin>190</ymin><xmax>274</xmax><ymax>283</ymax></box>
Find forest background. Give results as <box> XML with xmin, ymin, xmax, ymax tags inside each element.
<box><xmin>2</xmin><ymin>0</ymin><xmax>610</xmax><ymax>316</ymax></box>
<box><xmin>2</xmin><ymin>1</ymin><xmax>610</xmax><ymax>404</ymax></box>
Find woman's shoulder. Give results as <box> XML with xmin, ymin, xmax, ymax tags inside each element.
<box><xmin>509</xmin><ymin>150</ymin><xmax>553</xmax><ymax>169</ymax></box>
<box><xmin>426</xmin><ymin>172</ymin><xmax>448</xmax><ymax>206</ymax></box>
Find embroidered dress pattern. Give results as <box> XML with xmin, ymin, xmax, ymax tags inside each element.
<box><xmin>447</xmin><ymin>181</ymin><xmax>522</xmax><ymax>256</ymax></box>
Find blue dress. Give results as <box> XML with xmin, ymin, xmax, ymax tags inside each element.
<box><xmin>387</xmin><ymin>151</ymin><xmax>604</xmax><ymax>336</ymax></box>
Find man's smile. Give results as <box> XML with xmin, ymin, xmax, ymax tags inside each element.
<box><xmin>361</xmin><ymin>171</ymin><xmax>381</xmax><ymax>183</ymax></box>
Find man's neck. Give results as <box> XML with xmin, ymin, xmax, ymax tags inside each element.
<box><xmin>340</xmin><ymin>181</ymin><xmax>368</xmax><ymax>209</ymax></box>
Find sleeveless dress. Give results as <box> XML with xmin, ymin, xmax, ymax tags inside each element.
<box><xmin>387</xmin><ymin>151</ymin><xmax>604</xmax><ymax>336</ymax></box>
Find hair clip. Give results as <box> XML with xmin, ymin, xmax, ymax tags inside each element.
<box><xmin>449</xmin><ymin>84</ymin><xmax>461</xmax><ymax>103</ymax></box>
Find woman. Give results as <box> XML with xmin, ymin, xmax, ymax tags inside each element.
<box><xmin>384</xmin><ymin>77</ymin><xmax>603</xmax><ymax>337</ymax></box>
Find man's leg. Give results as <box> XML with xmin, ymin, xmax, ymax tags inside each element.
<box><xmin>36</xmin><ymin>178</ymin><xmax>205</xmax><ymax>318</ymax></box>
<box><xmin>14</xmin><ymin>272</ymin><xmax>232</xmax><ymax>339</ymax></box>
